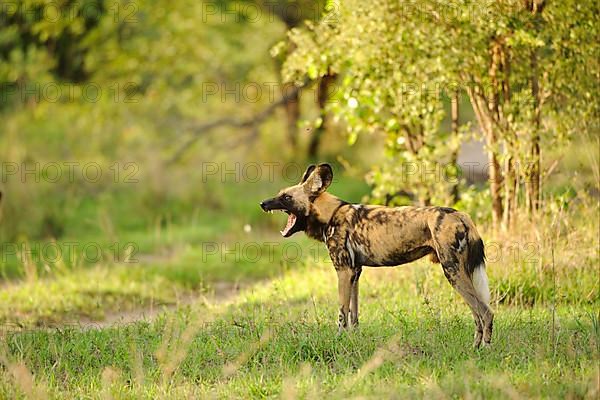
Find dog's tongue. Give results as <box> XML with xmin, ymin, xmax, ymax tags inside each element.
<box><xmin>280</xmin><ymin>213</ymin><xmax>297</xmax><ymax>236</ymax></box>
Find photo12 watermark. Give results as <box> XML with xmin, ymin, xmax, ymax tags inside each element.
<box><xmin>1</xmin><ymin>241</ymin><xmax>140</xmax><ymax>265</ymax></box>
<box><xmin>1</xmin><ymin>162</ymin><xmax>139</xmax><ymax>184</ymax></box>
<box><xmin>0</xmin><ymin>1</ymin><xmax>138</xmax><ymax>25</ymax></box>
<box><xmin>200</xmin><ymin>241</ymin><xmax>331</xmax><ymax>265</ymax></box>
<box><xmin>196</xmin><ymin>161</ymin><xmax>539</xmax><ymax>185</ymax></box>
<box><xmin>199</xmin><ymin>162</ymin><xmax>316</xmax><ymax>184</ymax></box>
<box><xmin>0</xmin><ymin>81</ymin><xmax>140</xmax><ymax>104</ymax></box>
<box><xmin>198</xmin><ymin>239</ymin><xmax>540</xmax><ymax>266</ymax></box>
<box><xmin>201</xmin><ymin>1</ymin><xmax>333</xmax><ymax>24</ymax></box>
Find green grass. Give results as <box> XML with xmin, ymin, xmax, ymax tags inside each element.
<box><xmin>0</xmin><ymin>230</ymin><xmax>319</xmax><ymax>327</ymax></box>
<box><xmin>1</xmin><ymin>261</ymin><xmax>598</xmax><ymax>399</ymax></box>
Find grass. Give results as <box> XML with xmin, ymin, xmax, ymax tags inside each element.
<box><xmin>0</xmin><ymin>231</ymin><xmax>314</xmax><ymax>327</ymax></box>
<box><xmin>0</xmin><ymin>261</ymin><xmax>598</xmax><ymax>399</ymax></box>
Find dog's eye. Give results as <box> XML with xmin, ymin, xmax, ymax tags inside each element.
<box><xmin>282</xmin><ymin>194</ymin><xmax>292</xmax><ymax>202</ymax></box>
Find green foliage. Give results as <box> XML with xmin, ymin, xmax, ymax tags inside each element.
<box><xmin>282</xmin><ymin>0</ymin><xmax>599</xmax><ymax>208</ymax></box>
<box><xmin>0</xmin><ymin>0</ymin><xmax>290</xmax><ymax>241</ymax></box>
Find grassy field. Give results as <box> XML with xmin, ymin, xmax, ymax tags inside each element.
<box><xmin>1</xmin><ymin>261</ymin><xmax>598</xmax><ymax>399</ymax></box>
<box><xmin>0</xmin><ymin>172</ymin><xmax>598</xmax><ymax>399</ymax></box>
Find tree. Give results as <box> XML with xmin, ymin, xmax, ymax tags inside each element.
<box><xmin>282</xmin><ymin>0</ymin><xmax>599</xmax><ymax>230</ymax></box>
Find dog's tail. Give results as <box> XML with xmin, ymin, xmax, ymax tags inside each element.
<box><xmin>466</xmin><ymin>229</ymin><xmax>490</xmax><ymax>304</ymax></box>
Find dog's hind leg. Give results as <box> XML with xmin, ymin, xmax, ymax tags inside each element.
<box><xmin>471</xmin><ymin>263</ymin><xmax>493</xmax><ymax>346</ymax></box>
<box><xmin>439</xmin><ymin>263</ymin><xmax>483</xmax><ymax>348</ymax></box>
<box><xmin>349</xmin><ymin>267</ymin><xmax>362</xmax><ymax>328</ymax></box>
<box><xmin>453</xmin><ymin>275</ymin><xmax>493</xmax><ymax>348</ymax></box>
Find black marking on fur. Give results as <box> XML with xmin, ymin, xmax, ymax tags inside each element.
<box><xmin>484</xmin><ymin>319</ymin><xmax>494</xmax><ymax>344</ymax></box>
<box><xmin>350</xmin><ymin>207</ymin><xmax>360</xmax><ymax>226</ymax></box>
<box><xmin>466</xmin><ymin>238</ymin><xmax>485</xmax><ymax>276</ymax></box>
<box><xmin>441</xmin><ymin>262</ymin><xmax>459</xmax><ymax>285</ymax></box>
<box><xmin>380</xmin><ymin>246</ymin><xmax>434</xmax><ymax>266</ymax></box>
<box><xmin>434</xmin><ymin>212</ymin><xmax>445</xmax><ymax>232</ymax></box>
<box><xmin>305</xmin><ymin>213</ymin><xmax>328</xmax><ymax>241</ymax></box>
<box><xmin>338</xmin><ymin>307</ymin><xmax>347</xmax><ymax>328</ymax></box>
<box><xmin>452</xmin><ymin>230</ymin><xmax>466</xmax><ymax>250</ymax></box>
<box><xmin>306</xmin><ymin>202</ymin><xmax>348</xmax><ymax>241</ymax></box>
<box><xmin>437</xmin><ymin>207</ymin><xmax>456</xmax><ymax>214</ymax></box>
<box><xmin>370</xmin><ymin>210</ymin><xmax>390</xmax><ymax>224</ymax></box>
<box><xmin>350</xmin><ymin>205</ymin><xmax>369</xmax><ymax>226</ymax></box>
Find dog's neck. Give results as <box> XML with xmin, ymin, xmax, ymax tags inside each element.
<box><xmin>305</xmin><ymin>192</ymin><xmax>347</xmax><ymax>242</ymax></box>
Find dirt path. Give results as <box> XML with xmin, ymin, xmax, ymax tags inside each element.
<box><xmin>61</xmin><ymin>281</ymin><xmax>246</xmax><ymax>331</ymax></box>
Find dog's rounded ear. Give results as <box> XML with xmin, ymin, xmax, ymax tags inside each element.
<box><xmin>307</xmin><ymin>163</ymin><xmax>333</xmax><ymax>195</ymax></box>
<box><xmin>300</xmin><ymin>164</ymin><xmax>316</xmax><ymax>184</ymax></box>
<box><xmin>317</xmin><ymin>163</ymin><xmax>333</xmax><ymax>186</ymax></box>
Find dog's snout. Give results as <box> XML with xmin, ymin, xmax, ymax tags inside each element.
<box><xmin>260</xmin><ymin>201</ymin><xmax>267</xmax><ymax>211</ymax></box>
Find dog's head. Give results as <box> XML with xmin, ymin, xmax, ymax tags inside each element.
<box><xmin>260</xmin><ymin>163</ymin><xmax>333</xmax><ymax>237</ymax></box>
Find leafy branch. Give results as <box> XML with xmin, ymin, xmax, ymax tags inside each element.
<box><xmin>167</xmin><ymin>84</ymin><xmax>304</xmax><ymax>164</ymax></box>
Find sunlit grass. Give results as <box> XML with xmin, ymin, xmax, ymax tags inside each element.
<box><xmin>0</xmin><ymin>260</ymin><xmax>598</xmax><ymax>398</ymax></box>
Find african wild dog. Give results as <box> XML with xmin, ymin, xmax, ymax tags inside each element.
<box><xmin>260</xmin><ymin>164</ymin><xmax>494</xmax><ymax>348</ymax></box>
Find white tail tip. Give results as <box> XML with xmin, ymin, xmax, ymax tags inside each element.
<box><xmin>472</xmin><ymin>263</ymin><xmax>490</xmax><ymax>304</ymax></box>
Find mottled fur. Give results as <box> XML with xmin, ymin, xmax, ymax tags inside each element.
<box><xmin>260</xmin><ymin>164</ymin><xmax>493</xmax><ymax>348</ymax></box>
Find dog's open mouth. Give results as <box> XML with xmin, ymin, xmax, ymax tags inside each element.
<box><xmin>280</xmin><ymin>211</ymin><xmax>297</xmax><ymax>237</ymax></box>
<box><xmin>267</xmin><ymin>209</ymin><xmax>297</xmax><ymax>237</ymax></box>
<box><xmin>261</xmin><ymin>198</ymin><xmax>305</xmax><ymax>237</ymax></box>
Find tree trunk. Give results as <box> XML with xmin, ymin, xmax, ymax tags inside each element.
<box><xmin>282</xmin><ymin>82</ymin><xmax>300</xmax><ymax>151</ymax></box>
<box><xmin>308</xmin><ymin>73</ymin><xmax>336</xmax><ymax>158</ymax></box>
<box><xmin>465</xmin><ymin>85</ymin><xmax>504</xmax><ymax>231</ymax></box>
<box><xmin>526</xmin><ymin>50</ymin><xmax>541</xmax><ymax>212</ymax></box>
<box><xmin>498</xmin><ymin>40</ymin><xmax>517</xmax><ymax>230</ymax></box>
<box><xmin>273</xmin><ymin>34</ymin><xmax>301</xmax><ymax>152</ymax></box>
<box><xmin>488</xmin><ymin>41</ymin><xmax>506</xmax><ymax>231</ymax></box>
<box><xmin>502</xmin><ymin>151</ymin><xmax>517</xmax><ymax>230</ymax></box>
<box><xmin>525</xmin><ymin>0</ymin><xmax>545</xmax><ymax>212</ymax></box>
<box><xmin>488</xmin><ymin>145</ymin><xmax>504</xmax><ymax>231</ymax></box>
<box><xmin>450</xmin><ymin>90</ymin><xmax>460</xmax><ymax>203</ymax></box>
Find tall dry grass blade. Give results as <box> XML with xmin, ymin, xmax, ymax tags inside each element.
<box><xmin>155</xmin><ymin>314</ymin><xmax>179</xmax><ymax>385</ymax></box>
<box><xmin>489</xmin><ymin>373</ymin><xmax>522</xmax><ymax>400</ymax></box>
<box><xmin>549</xmin><ymin>203</ymin><xmax>564</xmax><ymax>357</ymax></box>
<box><xmin>279</xmin><ymin>362</ymin><xmax>313</xmax><ymax>400</ymax></box>
<box><xmin>129</xmin><ymin>340</ymin><xmax>145</xmax><ymax>388</ymax></box>
<box><xmin>0</xmin><ymin>342</ymin><xmax>49</xmax><ymax>399</ymax></box>
<box><xmin>17</xmin><ymin>241</ymin><xmax>37</xmax><ymax>282</ymax></box>
<box><xmin>100</xmin><ymin>366</ymin><xmax>121</xmax><ymax>400</ymax></box>
<box><xmin>161</xmin><ymin>317</ymin><xmax>203</xmax><ymax>382</ymax></box>
<box><xmin>222</xmin><ymin>329</ymin><xmax>272</xmax><ymax>379</ymax></box>
<box><xmin>420</xmin><ymin>374</ymin><xmax>449</xmax><ymax>400</ymax></box>
<box><xmin>582</xmin><ymin>129</ymin><xmax>600</xmax><ymax>189</ymax></box>
<box><xmin>98</xmin><ymin>208</ymin><xmax>117</xmax><ymax>245</ymax></box>
<box><xmin>342</xmin><ymin>334</ymin><xmax>404</xmax><ymax>390</ymax></box>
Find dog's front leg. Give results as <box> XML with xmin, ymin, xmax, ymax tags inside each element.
<box><xmin>349</xmin><ymin>267</ymin><xmax>362</xmax><ymax>328</ymax></box>
<box><xmin>336</xmin><ymin>267</ymin><xmax>353</xmax><ymax>331</ymax></box>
